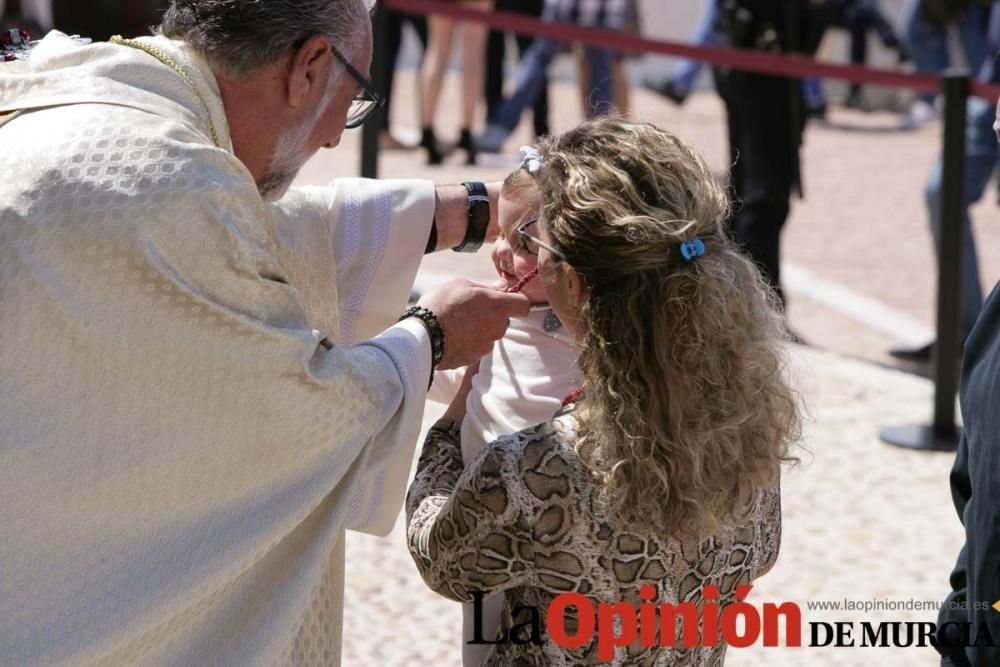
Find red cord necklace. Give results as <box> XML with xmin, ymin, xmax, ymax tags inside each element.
<box><xmin>562</xmin><ymin>386</ymin><xmax>585</xmax><ymax>407</ymax></box>
<box><xmin>503</xmin><ymin>266</ymin><xmax>539</xmax><ymax>293</ymax></box>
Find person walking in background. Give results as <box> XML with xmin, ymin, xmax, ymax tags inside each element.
<box><xmin>802</xmin><ymin>0</ymin><xmax>907</xmax><ymax>115</ymax></box>
<box><xmin>713</xmin><ymin>0</ymin><xmax>827</xmax><ymax>309</ymax></box>
<box><xmin>900</xmin><ymin>0</ymin><xmax>989</xmax><ymax>129</ymax></box>
<box><xmin>644</xmin><ymin>0</ymin><xmax>719</xmax><ymax>105</ymax></box>
<box><xmin>476</xmin><ymin>0</ymin><xmax>628</xmax><ymax>155</ymax></box>
<box><xmin>380</xmin><ymin>9</ymin><xmax>428</xmax><ymax>150</ymax></box>
<box><xmin>485</xmin><ymin>0</ymin><xmax>549</xmax><ymax>141</ymax></box>
<box><xmin>890</xmin><ymin>0</ymin><xmax>999</xmax><ymax>363</ymax></box>
<box><xmin>418</xmin><ymin>0</ymin><xmax>492</xmax><ymax>165</ymax></box>
<box><xmin>578</xmin><ymin>0</ymin><xmax>642</xmax><ymax>114</ymax></box>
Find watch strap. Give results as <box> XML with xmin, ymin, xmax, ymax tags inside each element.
<box><xmin>453</xmin><ymin>181</ymin><xmax>490</xmax><ymax>253</ymax></box>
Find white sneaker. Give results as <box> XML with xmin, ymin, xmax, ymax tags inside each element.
<box><xmin>900</xmin><ymin>99</ymin><xmax>939</xmax><ymax>130</ymax></box>
<box><xmin>475</xmin><ymin>125</ymin><xmax>508</xmax><ymax>154</ymax></box>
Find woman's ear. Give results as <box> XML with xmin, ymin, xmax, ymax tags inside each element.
<box><xmin>563</xmin><ymin>264</ymin><xmax>589</xmax><ymax>309</ymax></box>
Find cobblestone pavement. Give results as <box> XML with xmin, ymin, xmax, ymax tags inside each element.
<box><xmin>286</xmin><ymin>69</ymin><xmax>991</xmax><ymax>666</ymax></box>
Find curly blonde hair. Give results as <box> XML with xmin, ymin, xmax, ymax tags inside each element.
<box><xmin>536</xmin><ymin>117</ymin><xmax>800</xmax><ymax>538</ymax></box>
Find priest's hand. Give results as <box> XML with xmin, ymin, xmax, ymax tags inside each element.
<box><xmin>415</xmin><ymin>279</ymin><xmax>530</xmax><ymax>370</ymax></box>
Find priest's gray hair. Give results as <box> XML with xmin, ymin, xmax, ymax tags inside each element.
<box><xmin>159</xmin><ymin>0</ymin><xmax>374</xmax><ymax>78</ymax></box>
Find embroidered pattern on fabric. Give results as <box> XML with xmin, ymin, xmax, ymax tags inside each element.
<box><xmin>342</xmin><ymin>188</ymin><xmax>392</xmax><ymax>344</ymax></box>
<box><xmin>337</xmin><ymin>186</ymin><xmax>364</xmax><ymax>344</ymax></box>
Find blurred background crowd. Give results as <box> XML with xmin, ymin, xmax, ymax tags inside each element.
<box><xmin>2</xmin><ymin>0</ymin><xmax>998</xmax><ymax>363</ymax></box>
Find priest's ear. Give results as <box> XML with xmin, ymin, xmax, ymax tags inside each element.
<box><xmin>286</xmin><ymin>34</ymin><xmax>333</xmax><ymax>108</ymax></box>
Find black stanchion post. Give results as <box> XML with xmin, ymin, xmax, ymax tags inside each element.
<box><xmin>881</xmin><ymin>70</ymin><xmax>969</xmax><ymax>452</ymax></box>
<box><xmin>360</xmin><ymin>5</ymin><xmax>390</xmax><ymax>179</ymax></box>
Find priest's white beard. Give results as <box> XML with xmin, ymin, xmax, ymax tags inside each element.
<box><xmin>258</xmin><ymin>91</ymin><xmax>331</xmax><ymax>202</ymax></box>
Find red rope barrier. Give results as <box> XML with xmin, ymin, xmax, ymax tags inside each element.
<box><xmin>384</xmin><ymin>0</ymin><xmax>1000</xmax><ymax>102</ymax></box>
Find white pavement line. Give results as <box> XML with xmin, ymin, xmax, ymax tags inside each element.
<box><xmin>416</xmin><ymin>264</ymin><xmax>936</xmax><ymax>346</ymax></box>
<box><xmin>783</xmin><ymin>262</ymin><xmax>935</xmax><ymax>346</ymax></box>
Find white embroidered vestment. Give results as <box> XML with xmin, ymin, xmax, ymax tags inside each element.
<box><xmin>0</xmin><ymin>32</ymin><xmax>435</xmax><ymax>666</ymax></box>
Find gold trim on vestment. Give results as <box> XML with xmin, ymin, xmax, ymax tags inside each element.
<box><xmin>109</xmin><ymin>35</ymin><xmax>221</xmax><ymax>147</ymax></box>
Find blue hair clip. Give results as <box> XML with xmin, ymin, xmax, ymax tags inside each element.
<box><xmin>679</xmin><ymin>239</ymin><xmax>706</xmax><ymax>263</ymax></box>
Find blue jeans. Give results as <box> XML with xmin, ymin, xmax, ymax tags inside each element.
<box><xmin>904</xmin><ymin>0</ymin><xmax>988</xmax><ymax>103</ymax></box>
<box><xmin>802</xmin><ymin>78</ymin><xmax>826</xmax><ymax>109</ymax></box>
<box><xmin>926</xmin><ymin>96</ymin><xmax>1000</xmax><ymax>339</ymax></box>
<box><xmin>671</xmin><ymin>0</ymin><xmax>719</xmax><ymax>92</ymax></box>
<box><xmin>490</xmin><ymin>37</ymin><xmax>613</xmax><ymax>132</ymax></box>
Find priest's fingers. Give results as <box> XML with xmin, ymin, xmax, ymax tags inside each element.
<box><xmin>416</xmin><ymin>279</ymin><xmax>530</xmax><ymax>370</ymax></box>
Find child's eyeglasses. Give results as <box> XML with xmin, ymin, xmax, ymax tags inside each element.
<box><xmin>514</xmin><ymin>219</ymin><xmax>565</xmax><ymax>259</ymax></box>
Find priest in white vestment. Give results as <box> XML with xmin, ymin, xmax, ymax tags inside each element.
<box><xmin>0</xmin><ymin>1</ymin><xmax>530</xmax><ymax>665</ymax></box>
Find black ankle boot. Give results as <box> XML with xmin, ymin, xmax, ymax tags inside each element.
<box><xmin>420</xmin><ymin>127</ymin><xmax>444</xmax><ymax>165</ymax></box>
<box><xmin>458</xmin><ymin>128</ymin><xmax>476</xmax><ymax>166</ymax></box>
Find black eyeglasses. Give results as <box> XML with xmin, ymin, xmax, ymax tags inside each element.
<box><xmin>330</xmin><ymin>44</ymin><xmax>385</xmax><ymax>129</ymax></box>
<box><xmin>514</xmin><ymin>219</ymin><xmax>565</xmax><ymax>259</ymax></box>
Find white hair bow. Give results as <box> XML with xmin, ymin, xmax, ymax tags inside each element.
<box><xmin>519</xmin><ymin>145</ymin><xmax>544</xmax><ymax>174</ymax></box>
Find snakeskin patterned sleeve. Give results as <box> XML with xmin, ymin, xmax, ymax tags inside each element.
<box><xmin>406</xmin><ymin>418</ymin><xmax>535</xmax><ymax>603</ymax></box>
<box><xmin>754</xmin><ymin>484</ymin><xmax>783</xmax><ymax>578</ymax></box>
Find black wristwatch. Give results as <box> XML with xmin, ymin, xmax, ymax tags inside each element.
<box><xmin>452</xmin><ymin>181</ymin><xmax>491</xmax><ymax>253</ymax></box>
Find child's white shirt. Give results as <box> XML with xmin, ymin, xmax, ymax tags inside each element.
<box><xmin>430</xmin><ymin>305</ymin><xmax>580</xmax><ymax>463</ymax></box>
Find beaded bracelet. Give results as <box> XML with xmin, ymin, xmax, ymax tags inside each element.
<box><xmin>398</xmin><ymin>305</ymin><xmax>445</xmax><ymax>388</ymax></box>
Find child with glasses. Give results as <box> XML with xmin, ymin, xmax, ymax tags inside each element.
<box><xmin>428</xmin><ymin>147</ymin><xmax>580</xmax><ymax>667</ymax></box>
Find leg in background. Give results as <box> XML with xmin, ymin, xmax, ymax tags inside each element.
<box><xmin>479</xmin><ymin>36</ymin><xmax>561</xmax><ymax>151</ymax></box>
<box><xmin>489</xmin><ymin>0</ymin><xmax>548</xmax><ymax>138</ymax></box>
<box><xmin>721</xmin><ymin>72</ymin><xmax>800</xmax><ymax>306</ymax></box>
<box><xmin>956</xmin><ymin>4</ymin><xmax>988</xmax><ymax>74</ymax></box>
<box><xmin>613</xmin><ymin>55</ymin><xmax>631</xmax><ymax>114</ymax></box>
<box><xmin>856</xmin><ymin>0</ymin><xmax>902</xmax><ymax>49</ymax></box>
<box><xmin>577</xmin><ymin>47</ymin><xmax>591</xmax><ymax>119</ymax></box>
<box><xmin>380</xmin><ymin>10</ymin><xmax>404</xmax><ymax>135</ymax></box>
<box><xmin>514</xmin><ymin>27</ymin><xmax>550</xmax><ymax>138</ymax></box>
<box><xmin>419</xmin><ymin>15</ymin><xmax>456</xmax><ymax>164</ymax></box>
<box><xmin>670</xmin><ymin>0</ymin><xmax>719</xmax><ymax>95</ymax></box>
<box><xmin>802</xmin><ymin>78</ymin><xmax>826</xmax><ymax>116</ymax></box>
<box><xmin>583</xmin><ymin>45</ymin><xmax>615</xmax><ymax>118</ymax></box>
<box><xmin>485</xmin><ymin>23</ymin><xmax>506</xmax><ymax>122</ymax></box>
<box><xmin>925</xmin><ymin>98</ymin><xmax>999</xmax><ymax>340</ymax></box>
<box><xmin>846</xmin><ymin>19</ymin><xmax>868</xmax><ymax>105</ymax></box>
<box><xmin>459</xmin><ymin>11</ymin><xmax>490</xmax><ymax>164</ymax></box>
<box><xmin>902</xmin><ymin>0</ymin><xmax>949</xmax><ymax>105</ymax></box>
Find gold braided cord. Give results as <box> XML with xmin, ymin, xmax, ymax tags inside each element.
<box><xmin>109</xmin><ymin>35</ymin><xmax>221</xmax><ymax>147</ymax></box>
